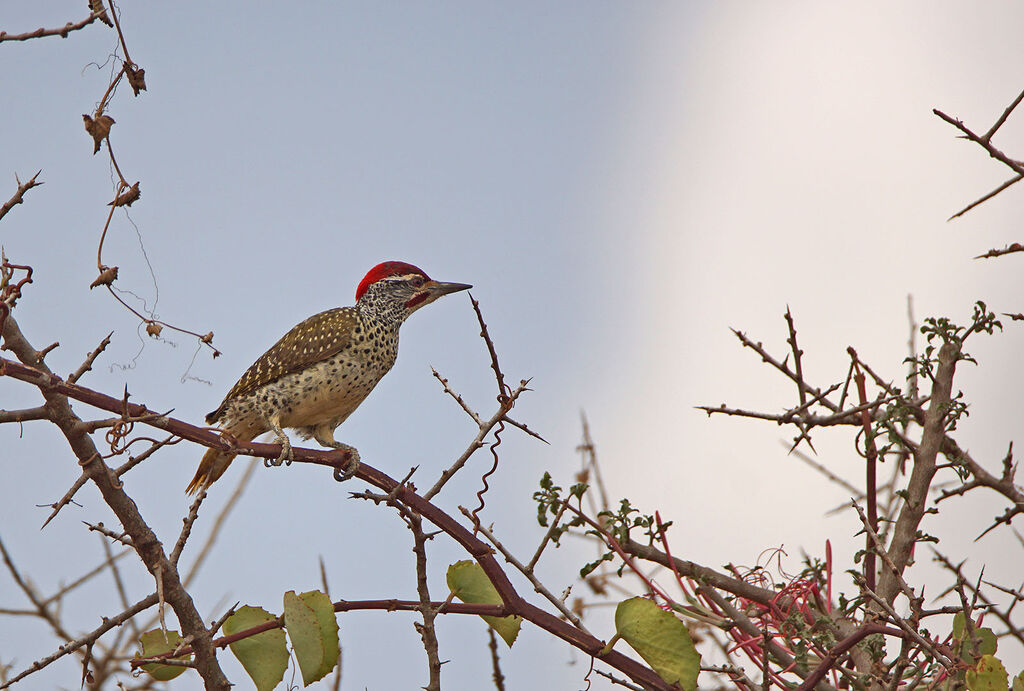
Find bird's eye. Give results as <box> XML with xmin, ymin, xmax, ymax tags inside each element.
<box><xmin>410</xmin><ymin>276</ymin><xmax>425</xmax><ymax>288</ymax></box>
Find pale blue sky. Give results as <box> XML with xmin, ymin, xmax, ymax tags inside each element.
<box><xmin>3</xmin><ymin>2</ymin><xmax>1024</xmax><ymax>688</ymax></box>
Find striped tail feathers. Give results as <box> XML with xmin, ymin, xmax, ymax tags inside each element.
<box><xmin>187</xmin><ymin>426</ymin><xmax>259</xmax><ymax>494</ymax></box>
<box><xmin>186</xmin><ymin>447</ymin><xmax>237</xmax><ymax>494</ymax></box>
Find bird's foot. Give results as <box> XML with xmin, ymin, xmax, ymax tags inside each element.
<box><xmin>266</xmin><ymin>435</ymin><xmax>293</xmax><ymax>467</ymax></box>
<box><xmin>327</xmin><ymin>444</ymin><xmax>361</xmax><ymax>481</ymax></box>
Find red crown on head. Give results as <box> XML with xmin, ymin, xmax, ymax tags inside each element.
<box><xmin>355</xmin><ymin>261</ymin><xmax>429</xmax><ymax>301</ymax></box>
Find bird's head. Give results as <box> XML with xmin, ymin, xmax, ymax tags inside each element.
<box><xmin>355</xmin><ymin>261</ymin><xmax>471</xmax><ymax>320</ymax></box>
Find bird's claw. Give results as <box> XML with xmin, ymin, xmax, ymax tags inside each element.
<box><xmin>332</xmin><ymin>447</ymin><xmax>361</xmax><ymax>482</ymax></box>
<box><xmin>265</xmin><ymin>438</ymin><xmax>292</xmax><ymax>467</ymax></box>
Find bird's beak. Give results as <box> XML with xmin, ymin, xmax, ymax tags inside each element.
<box><xmin>428</xmin><ymin>280</ymin><xmax>472</xmax><ymax>297</ymax></box>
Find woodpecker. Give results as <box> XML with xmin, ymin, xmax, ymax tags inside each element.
<box><xmin>186</xmin><ymin>261</ymin><xmax>470</xmax><ymax>493</ymax></box>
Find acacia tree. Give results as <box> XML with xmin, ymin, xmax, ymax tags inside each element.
<box><xmin>2</xmin><ymin>5</ymin><xmax>1024</xmax><ymax>691</ymax></box>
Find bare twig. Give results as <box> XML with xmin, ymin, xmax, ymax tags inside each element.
<box><xmin>487</xmin><ymin>628</ymin><xmax>506</xmax><ymax>690</ymax></box>
<box><xmin>935</xmin><ymin>440</ymin><xmax>1024</xmax><ymax>539</ymax></box>
<box><xmin>974</xmin><ymin>242</ymin><xmax>1024</xmax><ymax>259</ymax></box>
<box><xmin>526</xmin><ymin>495</ymin><xmax>572</xmax><ymax>572</ymax></box>
<box><xmin>432</xmin><ymin>366</ymin><xmax>482</xmax><ymax>425</ymax></box>
<box><xmin>593</xmin><ymin>668</ymin><xmax>643</xmax><ymax>690</ymax></box>
<box><xmin>0</xmin><ymin>11</ymin><xmax>106</xmax><ymax>43</ymax></box>
<box><xmin>408</xmin><ymin>512</ymin><xmax>442</xmax><ymax>691</ymax></box>
<box><xmin>934</xmin><ymin>98</ymin><xmax>1024</xmax><ymax>217</ymax></box>
<box><xmin>0</xmin><ymin>536</ymin><xmax>73</xmax><ymax>640</ymax></box>
<box><xmin>502</xmin><ymin>415</ymin><xmax>547</xmax><ymax>443</ymax></box>
<box><xmin>851</xmin><ymin>503</ymin><xmax>919</xmax><ymax>610</ymax></box>
<box><xmin>40</xmin><ymin>434</ymin><xmax>178</xmax><ymax>529</ymax></box>
<box><xmin>950</xmin><ymin>175</ymin><xmax>1024</xmax><ymax>221</ymax></box>
<box><xmin>469</xmin><ymin>294</ymin><xmax>510</xmax><ymax>401</ymax></box>
<box><xmin>182</xmin><ymin>459</ymin><xmax>257</xmax><ymax>587</ymax></box>
<box><xmin>67</xmin><ymin>332</ymin><xmax>113</xmax><ymax>383</ymax></box>
<box><xmin>84</xmin><ymin>521</ymin><xmax>133</xmax><ymax>547</ymax></box>
<box><xmin>424</xmin><ymin>380</ymin><xmax>530</xmax><ymax>501</ymax></box>
<box><xmin>933</xmin><ymin>108</ymin><xmax>1024</xmax><ymax>176</ymax></box>
<box><xmin>169</xmin><ymin>487</ymin><xmax>206</xmax><ymax>567</ymax></box>
<box><xmin>0</xmin><ymin>593</ymin><xmax>158</xmax><ymax>689</ymax></box>
<box><xmin>983</xmin><ymin>86</ymin><xmax>1024</xmax><ymax>140</ymax></box>
<box><xmin>0</xmin><ymin>172</ymin><xmax>43</xmax><ymax>221</ymax></box>
<box><xmin>40</xmin><ymin>549</ymin><xmax>131</xmax><ymax>609</ymax></box>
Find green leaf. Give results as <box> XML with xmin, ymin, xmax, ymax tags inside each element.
<box><xmin>966</xmin><ymin>655</ymin><xmax>1008</xmax><ymax>691</ymax></box>
<box><xmin>446</xmin><ymin>560</ymin><xmax>522</xmax><ymax>646</ymax></box>
<box><xmin>223</xmin><ymin>605</ymin><xmax>288</xmax><ymax>691</ymax></box>
<box><xmin>953</xmin><ymin>613</ymin><xmax>999</xmax><ymax>663</ymax></box>
<box><xmin>954</xmin><ymin>612</ymin><xmax>966</xmax><ymax>639</ymax></box>
<box><xmin>136</xmin><ymin>629</ymin><xmax>190</xmax><ymax>681</ymax></box>
<box><xmin>614</xmin><ymin>597</ymin><xmax>701</xmax><ymax>691</ymax></box>
<box><xmin>283</xmin><ymin>590</ymin><xmax>340</xmax><ymax>686</ymax></box>
<box><xmin>1012</xmin><ymin>670</ymin><xmax>1024</xmax><ymax>691</ymax></box>
<box><xmin>300</xmin><ymin>590</ymin><xmax>340</xmax><ymax>678</ymax></box>
<box><xmin>976</xmin><ymin>628</ymin><xmax>998</xmax><ymax>657</ymax></box>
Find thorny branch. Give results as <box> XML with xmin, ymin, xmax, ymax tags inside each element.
<box><xmin>1</xmin><ymin>313</ymin><xmax>232</xmax><ymax>690</ymax></box>
<box><xmin>408</xmin><ymin>511</ymin><xmax>442</xmax><ymax>691</ymax></box>
<box><xmin>0</xmin><ymin>172</ymin><xmax>43</xmax><ymax>222</ymax></box>
<box><xmin>1</xmin><ymin>308</ymin><xmax>674</xmax><ymax>691</ymax></box>
<box><xmin>548</xmin><ymin>301</ymin><xmax>1022</xmax><ymax>689</ymax></box>
<box><xmin>935</xmin><ymin>87</ymin><xmax>1024</xmax><ymax>258</ymax></box>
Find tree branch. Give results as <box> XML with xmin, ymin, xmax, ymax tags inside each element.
<box><xmin>0</xmin><ymin>314</ymin><xmax>231</xmax><ymax>689</ymax></box>
<box><xmin>0</xmin><ymin>172</ymin><xmax>43</xmax><ymax>222</ymax></box>
<box><xmin>877</xmin><ymin>342</ymin><xmax>959</xmax><ymax>604</ymax></box>
<box><xmin>0</xmin><ymin>346</ymin><xmax>673</xmax><ymax>690</ymax></box>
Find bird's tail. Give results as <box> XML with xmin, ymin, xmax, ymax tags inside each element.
<box><xmin>186</xmin><ymin>447</ymin><xmax>237</xmax><ymax>494</ymax></box>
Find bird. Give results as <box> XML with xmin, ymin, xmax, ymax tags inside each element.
<box><xmin>186</xmin><ymin>261</ymin><xmax>471</xmax><ymax>493</ymax></box>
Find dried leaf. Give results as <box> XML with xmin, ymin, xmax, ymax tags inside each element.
<box><xmin>89</xmin><ymin>0</ymin><xmax>113</xmax><ymax>27</ymax></box>
<box><xmin>109</xmin><ymin>182</ymin><xmax>141</xmax><ymax>207</ymax></box>
<box><xmin>90</xmin><ymin>265</ymin><xmax>119</xmax><ymax>289</ymax></box>
<box><xmin>200</xmin><ymin>332</ymin><xmax>214</xmax><ymax>344</ymax></box>
<box><xmin>126</xmin><ymin>64</ymin><xmax>147</xmax><ymax>96</ymax></box>
<box><xmin>82</xmin><ymin>113</ymin><xmax>115</xmax><ymax>154</ymax></box>
<box><xmin>145</xmin><ymin>322</ymin><xmax>163</xmax><ymax>337</ymax></box>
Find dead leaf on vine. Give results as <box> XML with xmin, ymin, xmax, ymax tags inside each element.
<box><xmin>83</xmin><ymin>113</ymin><xmax>115</xmax><ymax>154</ymax></box>
<box><xmin>109</xmin><ymin>182</ymin><xmax>141</xmax><ymax>207</ymax></box>
<box><xmin>89</xmin><ymin>0</ymin><xmax>113</xmax><ymax>26</ymax></box>
<box><xmin>126</xmin><ymin>64</ymin><xmax>147</xmax><ymax>96</ymax></box>
<box><xmin>145</xmin><ymin>322</ymin><xmax>163</xmax><ymax>337</ymax></box>
<box><xmin>90</xmin><ymin>266</ymin><xmax>119</xmax><ymax>289</ymax></box>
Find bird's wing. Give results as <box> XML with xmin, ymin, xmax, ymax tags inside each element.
<box><xmin>206</xmin><ymin>307</ymin><xmax>358</xmax><ymax>424</ymax></box>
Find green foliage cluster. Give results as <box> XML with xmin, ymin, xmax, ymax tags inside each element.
<box><xmin>136</xmin><ymin>590</ymin><xmax>338</xmax><ymax>690</ymax></box>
